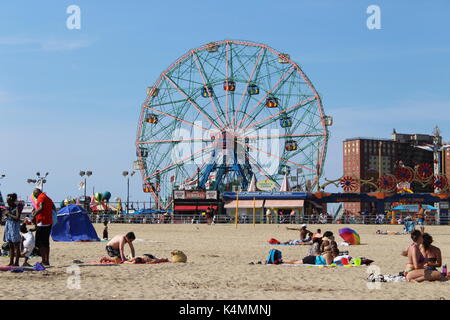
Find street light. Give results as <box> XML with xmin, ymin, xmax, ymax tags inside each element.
<box><xmin>27</xmin><ymin>172</ymin><xmax>49</xmax><ymax>191</ymax></box>
<box><xmin>122</xmin><ymin>171</ymin><xmax>136</xmax><ymax>213</ymax></box>
<box><xmin>79</xmin><ymin>170</ymin><xmax>93</xmax><ymax>209</ymax></box>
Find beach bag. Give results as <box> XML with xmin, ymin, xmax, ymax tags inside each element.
<box><xmin>266</xmin><ymin>249</ymin><xmax>283</xmax><ymax>264</ymax></box>
<box><xmin>52</xmin><ymin>209</ymin><xmax>58</xmax><ymax>227</ymax></box>
<box><xmin>171</xmin><ymin>250</ymin><xmax>187</xmax><ymax>263</ymax></box>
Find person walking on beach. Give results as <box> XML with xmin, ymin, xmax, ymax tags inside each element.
<box><xmin>31</xmin><ymin>188</ymin><xmax>55</xmax><ymax>266</ymax></box>
<box><xmin>106</xmin><ymin>232</ymin><xmax>136</xmax><ymax>262</ymax></box>
<box><xmin>2</xmin><ymin>193</ymin><xmax>22</xmax><ymax>266</ymax></box>
<box><xmin>416</xmin><ymin>204</ymin><xmax>425</xmax><ymax>233</ymax></box>
<box><xmin>265</xmin><ymin>208</ymin><xmax>272</xmax><ymax>224</ymax></box>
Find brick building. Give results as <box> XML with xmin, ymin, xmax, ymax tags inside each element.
<box><xmin>343</xmin><ymin>130</ymin><xmax>437</xmax><ymax>214</ymax></box>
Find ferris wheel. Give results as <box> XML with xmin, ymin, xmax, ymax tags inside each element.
<box><xmin>136</xmin><ymin>40</ymin><xmax>331</xmax><ymax>208</ymax></box>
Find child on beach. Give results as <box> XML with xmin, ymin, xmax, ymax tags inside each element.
<box><xmin>2</xmin><ymin>193</ymin><xmax>22</xmax><ymax>266</ymax></box>
<box><xmin>106</xmin><ymin>232</ymin><xmax>136</xmax><ymax>262</ymax></box>
<box><xmin>102</xmin><ymin>221</ymin><xmax>108</xmax><ymax>240</ymax></box>
<box><xmin>20</xmin><ymin>223</ymin><xmax>35</xmax><ymax>267</ymax></box>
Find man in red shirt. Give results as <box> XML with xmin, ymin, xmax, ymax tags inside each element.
<box><xmin>32</xmin><ymin>188</ymin><xmax>55</xmax><ymax>266</ymax></box>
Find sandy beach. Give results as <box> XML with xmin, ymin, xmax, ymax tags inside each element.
<box><xmin>0</xmin><ymin>223</ymin><xmax>449</xmax><ymax>300</ymax></box>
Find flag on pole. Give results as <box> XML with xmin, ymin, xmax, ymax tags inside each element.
<box><xmin>78</xmin><ymin>181</ymin><xmax>86</xmax><ymax>190</ymax></box>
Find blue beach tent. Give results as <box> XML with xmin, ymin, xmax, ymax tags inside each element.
<box><xmin>51</xmin><ymin>205</ymin><xmax>100</xmax><ymax>241</ymax></box>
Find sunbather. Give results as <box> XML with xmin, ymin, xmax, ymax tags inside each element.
<box><xmin>403</xmin><ymin>232</ymin><xmax>444</xmax><ymax>282</ymax></box>
<box><xmin>283</xmin><ymin>237</ymin><xmax>323</xmax><ymax>265</ymax></box>
<box><xmin>320</xmin><ymin>231</ymin><xmax>339</xmax><ymax>265</ymax></box>
<box><xmin>285</xmin><ymin>224</ymin><xmax>313</xmax><ymax>243</ymax></box>
<box><xmin>124</xmin><ymin>254</ymin><xmax>158</xmax><ymax>264</ymax></box>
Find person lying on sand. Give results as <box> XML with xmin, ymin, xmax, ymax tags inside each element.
<box><xmin>106</xmin><ymin>232</ymin><xmax>136</xmax><ymax>262</ymax></box>
<box><xmin>320</xmin><ymin>231</ymin><xmax>339</xmax><ymax>265</ymax></box>
<box><xmin>125</xmin><ymin>255</ymin><xmax>169</xmax><ymax>264</ymax></box>
<box><xmin>100</xmin><ymin>254</ymin><xmax>168</xmax><ymax>264</ymax></box>
<box><xmin>285</xmin><ymin>224</ymin><xmax>313</xmax><ymax>244</ymax></box>
<box><xmin>376</xmin><ymin>230</ymin><xmax>404</xmax><ymax>235</ymax></box>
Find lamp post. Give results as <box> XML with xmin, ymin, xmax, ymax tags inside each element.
<box><xmin>0</xmin><ymin>174</ymin><xmax>5</xmax><ymax>205</ymax></box>
<box><xmin>27</xmin><ymin>172</ymin><xmax>49</xmax><ymax>191</ymax></box>
<box><xmin>79</xmin><ymin>170</ymin><xmax>93</xmax><ymax>209</ymax></box>
<box><xmin>122</xmin><ymin>171</ymin><xmax>135</xmax><ymax>213</ymax></box>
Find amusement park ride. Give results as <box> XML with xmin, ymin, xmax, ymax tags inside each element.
<box><xmin>134</xmin><ymin>40</ymin><xmax>449</xmax><ymax>218</ymax></box>
<box><xmin>135</xmin><ymin>40</ymin><xmax>332</xmax><ymax>209</ymax></box>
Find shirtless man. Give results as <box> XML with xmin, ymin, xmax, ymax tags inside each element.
<box><xmin>106</xmin><ymin>232</ymin><xmax>136</xmax><ymax>262</ymax></box>
<box><xmin>286</xmin><ymin>224</ymin><xmax>313</xmax><ymax>242</ymax></box>
<box><xmin>416</xmin><ymin>204</ymin><xmax>425</xmax><ymax>233</ymax></box>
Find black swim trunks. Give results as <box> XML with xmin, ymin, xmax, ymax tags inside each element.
<box><xmin>302</xmin><ymin>255</ymin><xmax>316</xmax><ymax>265</ymax></box>
<box><xmin>106</xmin><ymin>245</ymin><xmax>120</xmax><ymax>257</ymax></box>
<box><xmin>36</xmin><ymin>225</ymin><xmax>52</xmax><ymax>249</ymax></box>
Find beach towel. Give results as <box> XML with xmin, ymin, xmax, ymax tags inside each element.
<box><xmin>0</xmin><ymin>262</ymin><xmax>45</xmax><ymax>272</ymax></box>
<box><xmin>280</xmin><ymin>263</ymin><xmax>368</xmax><ymax>268</ymax></box>
<box><xmin>93</xmin><ymin>257</ymin><xmax>170</xmax><ymax>265</ymax></box>
<box><xmin>267</xmin><ymin>238</ymin><xmax>311</xmax><ymax>245</ymax></box>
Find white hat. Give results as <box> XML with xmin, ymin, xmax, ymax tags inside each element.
<box><xmin>301</xmin><ymin>224</ymin><xmax>307</xmax><ymax>228</ymax></box>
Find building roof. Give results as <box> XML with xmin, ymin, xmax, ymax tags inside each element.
<box><xmin>344</xmin><ymin>137</ymin><xmax>393</xmax><ymax>142</ymax></box>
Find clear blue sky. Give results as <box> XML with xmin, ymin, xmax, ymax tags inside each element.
<box><xmin>1</xmin><ymin>0</ymin><xmax>449</xmax><ymax>203</ymax></box>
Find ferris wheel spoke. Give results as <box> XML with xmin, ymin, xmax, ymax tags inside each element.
<box><xmin>235</xmin><ymin>65</ymin><xmax>295</xmax><ymax>129</ymax></box>
<box><xmin>144</xmin><ymin>105</ymin><xmax>210</xmax><ymax>132</ymax></box>
<box><xmin>163</xmin><ymin>73</ymin><xmax>221</xmax><ymax>130</ymax></box>
<box><xmin>245</xmin><ymin>152</ymin><xmax>280</xmax><ymax>188</ymax></box>
<box><xmin>146</xmin><ymin>145</ymin><xmax>214</xmax><ymax>180</ymax></box>
<box><xmin>237</xmin><ymin>132</ymin><xmax>326</xmax><ymax>141</ymax></box>
<box><xmin>192</xmin><ymin>51</ymin><xmax>227</xmax><ymax>128</ymax></box>
<box><xmin>232</xmin><ymin>47</ymin><xmax>265</xmax><ymax>128</ymax></box>
<box><xmin>235</xmin><ymin>139</ymin><xmax>314</xmax><ymax>173</ymax></box>
<box><xmin>138</xmin><ymin>137</ymin><xmax>213</xmax><ymax>145</ymax></box>
<box><xmin>234</xmin><ymin>52</ymin><xmax>268</xmax><ymax>130</ymax></box>
<box><xmin>241</xmin><ymin>95</ymin><xmax>318</xmax><ymax>132</ymax></box>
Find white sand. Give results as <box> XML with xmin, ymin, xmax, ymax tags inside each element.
<box><xmin>1</xmin><ymin>223</ymin><xmax>449</xmax><ymax>300</ymax></box>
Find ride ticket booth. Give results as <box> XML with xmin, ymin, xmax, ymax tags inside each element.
<box><xmin>173</xmin><ymin>190</ymin><xmax>222</xmax><ymax>223</ymax></box>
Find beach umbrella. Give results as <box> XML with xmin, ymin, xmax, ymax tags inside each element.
<box><xmin>339</xmin><ymin>227</ymin><xmax>360</xmax><ymax>245</ymax></box>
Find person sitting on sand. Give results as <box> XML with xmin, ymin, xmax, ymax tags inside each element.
<box><xmin>401</xmin><ymin>230</ymin><xmax>427</xmax><ymax>281</ymax></box>
<box><xmin>106</xmin><ymin>232</ymin><xmax>136</xmax><ymax>262</ymax></box>
<box><xmin>403</xmin><ymin>233</ymin><xmax>444</xmax><ymax>282</ymax></box>
<box><xmin>320</xmin><ymin>231</ymin><xmax>339</xmax><ymax>265</ymax></box>
<box><xmin>313</xmin><ymin>229</ymin><xmax>322</xmax><ymax>241</ymax></box>
<box><xmin>285</xmin><ymin>224</ymin><xmax>313</xmax><ymax>243</ymax></box>
<box><xmin>283</xmin><ymin>237</ymin><xmax>324</xmax><ymax>265</ymax></box>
